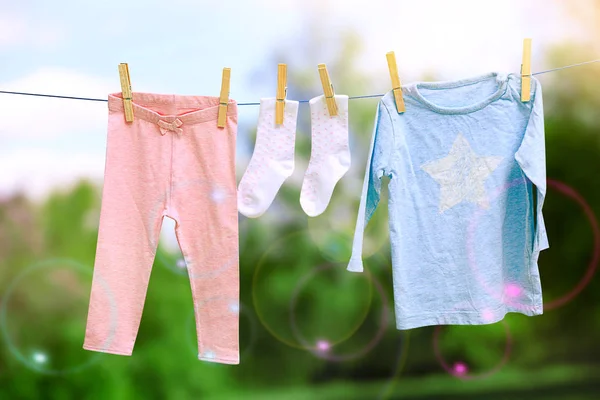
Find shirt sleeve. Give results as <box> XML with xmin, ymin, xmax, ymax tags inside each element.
<box><xmin>514</xmin><ymin>78</ymin><xmax>549</xmax><ymax>255</ymax></box>
<box><xmin>347</xmin><ymin>100</ymin><xmax>395</xmax><ymax>272</ymax></box>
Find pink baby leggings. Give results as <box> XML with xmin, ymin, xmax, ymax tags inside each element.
<box><xmin>83</xmin><ymin>92</ymin><xmax>239</xmax><ymax>364</ymax></box>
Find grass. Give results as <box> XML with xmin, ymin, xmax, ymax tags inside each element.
<box><xmin>213</xmin><ymin>364</ymin><xmax>600</xmax><ymax>400</ymax></box>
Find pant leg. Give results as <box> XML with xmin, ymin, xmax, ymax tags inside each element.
<box><xmin>170</xmin><ymin>116</ymin><xmax>239</xmax><ymax>364</ymax></box>
<box><xmin>83</xmin><ymin>111</ymin><xmax>170</xmax><ymax>355</ymax></box>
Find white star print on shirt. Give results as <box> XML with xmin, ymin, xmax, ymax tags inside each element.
<box><xmin>421</xmin><ymin>133</ymin><xmax>503</xmax><ymax>213</ymax></box>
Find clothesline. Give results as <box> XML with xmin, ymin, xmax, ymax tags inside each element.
<box><xmin>0</xmin><ymin>60</ymin><xmax>598</xmax><ymax>106</ymax></box>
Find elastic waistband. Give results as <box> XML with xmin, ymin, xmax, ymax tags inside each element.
<box><xmin>108</xmin><ymin>92</ymin><xmax>237</xmax><ymax>125</ymax></box>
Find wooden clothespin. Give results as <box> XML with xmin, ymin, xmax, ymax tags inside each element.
<box><xmin>118</xmin><ymin>63</ymin><xmax>134</xmax><ymax>122</ymax></box>
<box><xmin>217</xmin><ymin>67</ymin><xmax>231</xmax><ymax>128</ymax></box>
<box><xmin>276</xmin><ymin>63</ymin><xmax>287</xmax><ymax>125</ymax></box>
<box><xmin>521</xmin><ymin>38</ymin><xmax>532</xmax><ymax>102</ymax></box>
<box><xmin>317</xmin><ymin>63</ymin><xmax>338</xmax><ymax>116</ymax></box>
<box><xmin>386</xmin><ymin>51</ymin><xmax>406</xmax><ymax>113</ymax></box>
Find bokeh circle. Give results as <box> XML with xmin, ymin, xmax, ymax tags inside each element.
<box><xmin>252</xmin><ymin>230</ymin><xmax>373</xmax><ymax>349</ymax></box>
<box><xmin>376</xmin><ymin>332</ymin><xmax>412</xmax><ymax>400</ymax></box>
<box><xmin>306</xmin><ymin>193</ymin><xmax>390</xmax><ymax>263</ymax></box>
<box><xmin>433</xmin><ymin>320</ymin><xmax>512</xmax><ymax>380</ymax></box>
<box><xmin>466</xmin><ymin>178</ymin><xmax>599</xmax><ymax>314</ymax></box>
<box><xmin>0</xmin><ymin>258</ymin><xmax>116</xmax><ymax>375</ymax></box>
<box><xmin>543</xmin><ymin>179</ymin><xmax>600</xmax><ymax>310</ymax></box>
<box><xmin>288</xmin><ymin>262</ymin><xmax>390</xmax><ymax>362</ymax></box>
<box><xmin>465</xmin><ymin>178</ymin><xmax>534</xmax><ymax>315</ymax></box>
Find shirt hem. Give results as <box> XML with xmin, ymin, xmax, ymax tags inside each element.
<box><xmin>395</xmin><ymin>305</ymin><xmax>543</xmax><ymax>330</ymax></box>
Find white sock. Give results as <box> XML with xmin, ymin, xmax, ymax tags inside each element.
<box><xmin>300</xmin><ymin>94</ymin><xmax>351</xmax><ymax>217</ymax></box>
<box><xmin>238</xmin><ymin>98</ymin><xmax>299</xmax><ymax>218</ymax></box>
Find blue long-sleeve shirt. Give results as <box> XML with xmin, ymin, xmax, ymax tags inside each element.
<box><xmin>348</xmin><ymin>72</ymin><xmax>548</xmax><ymax>329</ymax></box>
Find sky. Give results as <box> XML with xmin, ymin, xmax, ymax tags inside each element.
<box><xmin>0</xmin><ymin>0</ymin><xmax>596</xmax><ymax>201</ymax></box>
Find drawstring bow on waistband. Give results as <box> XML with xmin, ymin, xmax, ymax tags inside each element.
<box><xmin>157</xmin><ymin>118</ymin><xmax>183</xmax><ymax>135</ymax></box>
